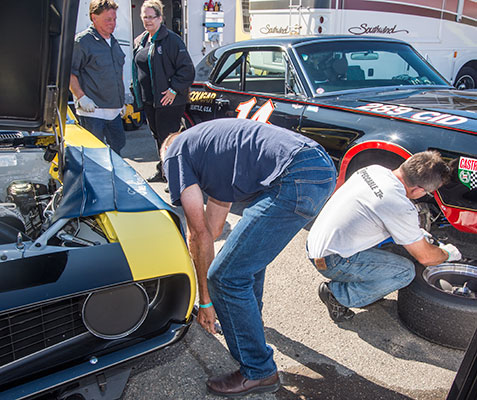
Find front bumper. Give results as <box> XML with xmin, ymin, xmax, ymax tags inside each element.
<box><xmin>2</xmin><ymin>319</ymin><xmax>192</xmax><ymax>400</ymax></box>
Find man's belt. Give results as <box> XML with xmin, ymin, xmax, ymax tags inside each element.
<box><xmin>313</xmin><ymin>257</ymin><xmax>327</xmax><ymax>270</ymax></box>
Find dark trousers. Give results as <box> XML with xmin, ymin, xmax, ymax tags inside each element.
<box><xmin>144</xmin><ymin>104</ymin><xmax>186</xmax><ymax>164</ymax></box>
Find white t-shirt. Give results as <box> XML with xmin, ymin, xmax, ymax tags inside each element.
<box><xmin>307</xmin><ymin>165</ymin><xmax>423</xmax><ymax>259</ymax></box>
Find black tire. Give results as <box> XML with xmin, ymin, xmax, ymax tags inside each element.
<box><xmin>455</xmin><ymin>66</ymin><xmax>477</xmax><ymax>90</ymax></box>
<box><xmin>398</xmin><ymin>262</ymin><xmax>477</xmax><ymax>350</ymax></box>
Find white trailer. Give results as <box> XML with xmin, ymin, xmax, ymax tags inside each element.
<box><xmin>131</xmin><ymin>0</ymin><xmax>250</xmax><ymax>66</ymax></box>
<box><xmin>248</xmin><ymin>0</ymin><xmax>477</xmax><ymax>89</ymax></box>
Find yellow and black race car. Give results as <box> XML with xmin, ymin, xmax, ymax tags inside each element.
<box><xmin>0</xmin><ymin>1</ymin><xmax>195</xmax><ymax>398</ymax></box>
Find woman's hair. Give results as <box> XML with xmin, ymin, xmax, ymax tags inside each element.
<box><xmin>400</xmin><ymin>150</ymin><xmax>451</xmax><ymax>192</ymax></box>
<box><xmin>141</xmin><ymin>0</ymin><xmax>164</xmax><ymax>18</ymax></box>
<box><xmin>89</xmin><ymin>0</ymin><xmax>118</xmax><ymax>20</ymax></box>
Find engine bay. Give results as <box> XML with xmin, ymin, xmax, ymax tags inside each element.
<box><xmin>0</xmin><ymin>141</ymin><xmax>108</xmax><ymax>247</ymax></box>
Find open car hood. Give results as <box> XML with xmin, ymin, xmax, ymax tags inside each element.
<box><xmin>54</xmin><ymin>146</ymin><xmax>174</xmax><ymax>222</ymax></box>
<box><xmin>0</xmin><ymin>0</ymin><xmax>79</xmax><ymax>133</ymax></box>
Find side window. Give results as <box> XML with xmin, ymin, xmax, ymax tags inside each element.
<box><xmin>246</xmin><ymin>50</ymin><xmax>286</xmax><ymax>94</ymax></box>
<box><xmin>214</xmin><ymin>51</ymin><xmax>245</xmax><ymax>91</ymax></box>
<box><xmin>286</xmin><ymin>64</ymin><xmax>303</xmax><ymax>96</ymax></box>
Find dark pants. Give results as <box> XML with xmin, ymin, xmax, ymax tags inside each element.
<box><xmin>78</xmin><ymin>115</ymin><xmax>126</xmax><ymax>156</ymax></box>
<box><xmin>144</xmin><ymin>104</ymin><xmax>185</xmax><ymax>165</ymax></box>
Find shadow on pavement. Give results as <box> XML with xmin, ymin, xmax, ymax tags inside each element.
<box><xmin>332</xmin><ymin>299</ymin><xmax>464</xmax><ymax>372</ymax></box>
<box><xmin>265</xmin><ymin>327</ymin><xmax>446</xmax><ymax>400</ymax></box>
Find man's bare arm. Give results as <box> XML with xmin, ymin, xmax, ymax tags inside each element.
<box><xmin>404</xmin><ymin>238</ymin><xmax>448</xmax><ymax>266</ymax></box>
<box><xmin>180</xmin><ymin>185</ymin><xmax>229</xmax><ymax>333</ymax></box>
<box><xmin>206</xmin><ymin>197</ymin><xmax>232</xmax><ymax>240</ymax></box>
<box><xmin>69</xmin><ymin>74</ymin><xmax>85</xmax><ymax>99</ymax></box>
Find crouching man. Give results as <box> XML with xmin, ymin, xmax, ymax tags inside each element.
<box><xmin>161</xmin><ymin>118</ymin><xmax>336</xmax><ymax>397</ymax></box>
<box><xmin>307</xmin><ymin>151</ymin><xmax>461</xmax><ymax>323</ymax></box>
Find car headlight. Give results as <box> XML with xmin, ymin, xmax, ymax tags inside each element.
<box><xmin>82</xmin><ymin>284</ymin><xmax>149</xmax><ymax>339</ymax></box>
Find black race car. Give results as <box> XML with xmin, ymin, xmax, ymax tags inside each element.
<box><xmin>186</xmin><ymin>36</ymin><xmax>477</xmax><ymax>351</ymax></box>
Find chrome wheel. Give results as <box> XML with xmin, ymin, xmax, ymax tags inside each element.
<box><xmin>423</xmin><ymin>263</ymin><xmax>477</xmax><ymax>298</ymax></box>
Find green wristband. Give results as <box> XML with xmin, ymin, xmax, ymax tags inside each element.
<box><xmin>168</xmin><ymin>88</ymin><xmax>177</xmax><ymax>95</ymax></box>
<box><xmin>199</xmin><ymin>302</ymin><xmax>213</xmax><ymax>309</ymax></box>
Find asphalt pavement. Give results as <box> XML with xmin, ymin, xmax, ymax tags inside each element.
<box><xmin>118</xmin><ymin>125</ymin><xmax>465</xmax><ymax>400</ymax></box>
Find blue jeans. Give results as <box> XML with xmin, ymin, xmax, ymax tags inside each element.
<box><xmin>207</xmin><ymin>147</ymin><xmax>336</xmax><ymax>380</ymax></box>
<box><xmin>78</xmin><ymin>115</ymin><xmax>126</xmax><ymax>155</ymax></box>
<box><xmin>320</xmin><ymin>248</ymin><xmax>415</xmax><ymax>308</ymax></box>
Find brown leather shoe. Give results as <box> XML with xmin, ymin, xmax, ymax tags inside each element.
<box><xmin>206</xmin><ymin>369</ymin><xmax>280</xmax><ymax>397</ymax></box>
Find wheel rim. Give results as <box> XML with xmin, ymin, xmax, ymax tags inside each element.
<box><xmin>422</xmin><ymin>263</ymin><xmax>477</xmax><ymax>298</ymax></box>
<box><xmin>456</xmin><ymin>75</ymin><xmax>475</xmax><ymax>90</ymax></box>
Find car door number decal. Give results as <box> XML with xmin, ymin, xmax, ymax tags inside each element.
<box><xmin>236</xmin><ymin>98</ymin><xmax>275</xmax><ymax>123</ymax></box>
<box><xmin>356</xmin><ymin>103</ymin><xmax>467</xmax><ymax>125</ymax></box>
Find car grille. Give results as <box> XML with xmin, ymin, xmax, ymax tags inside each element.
<box><xmin>0</xmin><ymin>296</ymin><xmax>87</xmax><ymax>367</ymax></box>
<box><xmin>0</xmin><ymin>132</ymin><xmax>24</xmax><ymax>141</ymax></box>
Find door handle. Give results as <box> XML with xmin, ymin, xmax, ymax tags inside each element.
<box><xmin>215</xmin><ymin>98</ymin><xmax>230</xmax><ymax>109</ymax></box>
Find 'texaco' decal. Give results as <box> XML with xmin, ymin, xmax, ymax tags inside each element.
<box><xmin>356</xmin><ymin>103</ymin><xmax>468</xmax><ymax>126</ymax></box>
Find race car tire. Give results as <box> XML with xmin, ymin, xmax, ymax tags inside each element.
<box><xmin>397</xmin><ymin>262</ymin><xmax>477</xmax><ymax>350</ymax></box>
<box><xmin>455</xmin><ymin>66</ymin><xmax>477</xmax><ymax>90</ymax></box>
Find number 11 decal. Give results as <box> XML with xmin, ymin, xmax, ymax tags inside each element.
<box><xmin>236</xmin><ymin>98</ymin><xmax>275</xmax><ymax>123</ymax></box>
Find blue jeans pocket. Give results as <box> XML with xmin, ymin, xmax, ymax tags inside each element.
<box><xmin>294</xmin><ymin>173</ymin><xmax>335</xmax><ymax>218</ymax></box>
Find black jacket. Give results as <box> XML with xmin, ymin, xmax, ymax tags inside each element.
<box><xmin>133</xmin><ymin>25</ymin><xmax>195</xmax><ymax>109</ymax></box>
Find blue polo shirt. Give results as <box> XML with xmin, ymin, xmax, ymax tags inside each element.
<box><xmin>163</xmin><ymin>118</ymin><xmax>319</xmax><ymax>206</ymax></box>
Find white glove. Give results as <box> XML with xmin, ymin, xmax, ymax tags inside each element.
<box><xmin>78</xmin><ymin>95</ymin><xmax>97</xmax><ymax>112</ymax></box>
<box><xmin>439</xmin><ymin>243</ymin><xmax>462</xmax><ymax>262</ymax></box>
<box><xmin>120</xmin><ymin>104</ymin><xmax>127</xmax><ymax>118</ymax></box>
<box><xmin>420</xmin><ymin>228</ymin><xmax>433</xmax><ymax>243</ymax></box>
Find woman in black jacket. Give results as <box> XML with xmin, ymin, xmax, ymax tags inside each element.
<box><xmin>132</xmin><ymin>0</ymin><xmax>195</xmax><ymax>182</ymax></box>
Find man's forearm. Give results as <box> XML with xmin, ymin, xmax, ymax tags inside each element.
<box><xmin>422</xmin><ymin>245</ymin><xmax>449</xmax><ymax>266</ymax></box>
<box><xmin>69</xmin><ymin>74</ymin><xmax>85</xmax><ymax>99</ymax></box>
<box><xmin>188</xmin><ymin>230</ymin><xmax>215</xmax><ymax>303</ymax></box>
<box><xmin>405</xmin><ymin>238</ymin><xmax>449</xmax><ymax>266</ymax></box>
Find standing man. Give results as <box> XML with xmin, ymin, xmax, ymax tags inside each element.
<box><xmin>161</xmin><ymin>118</ymin><xmax>336</xmax><ymax>397</ymax></box>
<box><xmin>307</xmin><ymin>151</ymin><xmax>462</xmax><ymax>323</ymax></box>
<box><xmin>70</xmin><ymin>0</ymin><xmax>126</xmax><ymax>155</ymax></box>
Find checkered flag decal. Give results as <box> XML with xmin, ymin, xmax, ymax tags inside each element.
<box><xmin>470</xmin><ymin>171</ymin><xmax>477</xmax><ymax>190</ymax></box>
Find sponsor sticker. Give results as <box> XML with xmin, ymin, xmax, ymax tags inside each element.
<box><xmin>189</xmin><ymin>91</ymin><xmax>217</xmax><ymax>103</ymax></box>
<box><xmin>355</xmin><ymin>103</ymin><xmax>468</xmax><ymax>126</ymax></box>
<box><xmin>458</xmin><ymin>156</ymin><xmax>477</xmax><ymax>189</ymax></box>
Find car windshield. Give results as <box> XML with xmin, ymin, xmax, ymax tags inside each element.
<box><xmin>295</xmin><ymin>40</ymin><xmax>449</xmax><ymax>95</ymax></box>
